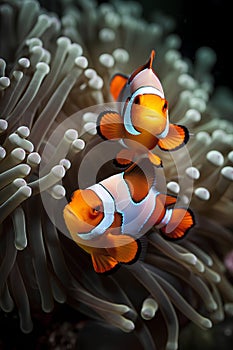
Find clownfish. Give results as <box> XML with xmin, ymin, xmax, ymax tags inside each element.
<box><xmin>63</xmin><ymin>159</ymin><xmax>195</xmax><ymax>274</ymax></box>
<box><xmin>97</xmin><ymin>50</ymin><xmax>189</xmax><ymax>167</ymax></box>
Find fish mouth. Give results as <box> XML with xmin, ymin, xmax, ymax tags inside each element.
<box><xmin>144</xmin><ymin>111</ymin><xmax>166</xmax><ymax>123</ymax></box>
<box><xmin>134</xmin><ymin>114</ymin><xmax>166</xmax><ymax>135</ymax></box>
<box><xmin>144</xmin><ymin>109</ymin><xmax>164</xmax><ymax>117</ymax></box>
<box><xmin>63</xmin><ymin>205</ymin><xmax>94</xmax><ymax>235</ymax></box>
<box><xmin>134</xmin><ymin>109</ymin><xmax>166</xmax><ymax>125</ymax></box>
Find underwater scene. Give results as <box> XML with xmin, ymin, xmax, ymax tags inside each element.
<box><xmin>0</xmin><ymin>0</ymin><xmax>232</xmax><ymax>349</ymax></box>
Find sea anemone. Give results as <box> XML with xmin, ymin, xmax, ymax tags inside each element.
<box><xmin>0</xmin><ymin>1</ymin><xmax>232</xmax><ymax>349</ymax></box>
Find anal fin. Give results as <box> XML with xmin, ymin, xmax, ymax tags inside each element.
<box><xmin>115</xmin><ymin>148</ymin><xmax>135</xmax><ymax>166</ymax></box>
<box><xmin>148</xmin><ymin>151</ymin><xmax>163</xmax><ymax>167</ymax></box>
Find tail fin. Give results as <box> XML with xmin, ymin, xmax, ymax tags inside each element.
<box><xmin>160</xmin><ymin>208</ymin><xmax>195</xmax><ymax>240</ymax></box>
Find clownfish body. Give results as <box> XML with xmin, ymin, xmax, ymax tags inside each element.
<box><xmin>63</xmin><ymin>159</ymin><xmax>195</xmax><ymax>274</ymax></box>
<box><xmin>97</xmin><ymin>50</ymin><xmax>189</xmax><ymax>167</ymax></box>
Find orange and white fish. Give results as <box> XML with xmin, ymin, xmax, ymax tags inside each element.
<box><xmin>63</xmin><ymin>159</ymin><xmax>195</xmax><ymax>274</ymax></box>
<box><xmin>97</xmin><ymin>50</ymin><xmax>189</xmax><ymax>167</ymax></box>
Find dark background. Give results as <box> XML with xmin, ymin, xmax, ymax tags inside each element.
<box><xmin>137</xmin><ymin>0</ymin><xmax>231</xmax><ymax>90</ymax></box>
<box><xmin>40</xmin><ymin>0</ymin><xmax>231</xmax><ymax>90</ymax></box>
<box><xmin>0</xmin><ymin>0</ymin><xmax>232</xmax><ymax>349</ymax></box>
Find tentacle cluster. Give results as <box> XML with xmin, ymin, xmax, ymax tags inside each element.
<box><xmin>0</xmin><ymin>1</ymin><xmax>232</xmax><ymax>349</ymax></box>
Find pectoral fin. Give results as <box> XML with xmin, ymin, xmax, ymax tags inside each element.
<box><xmin>91</xmin><ymin>253</ymin><xmax>119</xmax><ymax>274</ymax></box>
<box><xmin>97</xmin><ymin>111</ymin><xmax>125</xmax><ymax>140</ymax></box>
<box><xmin>106</xmin><ymin>233</ymin><xmax>140</xmax><ymax>264</ymax></box>
<box><xmin>91</xmin><ymin>234</ymin><xmax>140</xmax><ymax>273</ymax></box>
<box><xmin>158</xmin><ymin>124</ymin><xmax>189</xmax><ymax>151</ymax></box>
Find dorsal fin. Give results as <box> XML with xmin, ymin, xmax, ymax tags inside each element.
<box><xmin>110</xmin><ymin>73</ymin><xmax>128</xmax><ymax>100</ymax></box>
<box><xmin>148</xmin><ymin>49</ymin><xmax>155</xmax><ymax>68</ymax></box>
<box><xmin>128</xmin><ymin>50</ymin><xmax>155</xmax><ymax>83</ymax></box>
<box><xmin>123</xmin><ymin>158</ymin><xmax>155</xmax><ymax>202</ymax></box>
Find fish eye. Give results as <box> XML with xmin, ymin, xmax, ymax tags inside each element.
<box><xmin>134</xmin><ymin>96</ymin><xmax>140</xmax><ymax>105</ymax></box>
<box><xmin>92</xmin><ymin>205</ymin><xmax>101</xmax><ymax>215</ymax></box>
<box><xmin>163</xmin><ymin>100</ymin><xmax>168</xmax><ymax>111</ymax></box>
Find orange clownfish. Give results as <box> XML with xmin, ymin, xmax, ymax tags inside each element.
<box><xmin>63</xmin><ymin>159</ymin><xmax>195</xmax><ymax>274</ymax></box>
<box><xmin>97</xmin><ymin>50</ymin><xmax>189</xmax><ymax>167</ymax></box>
